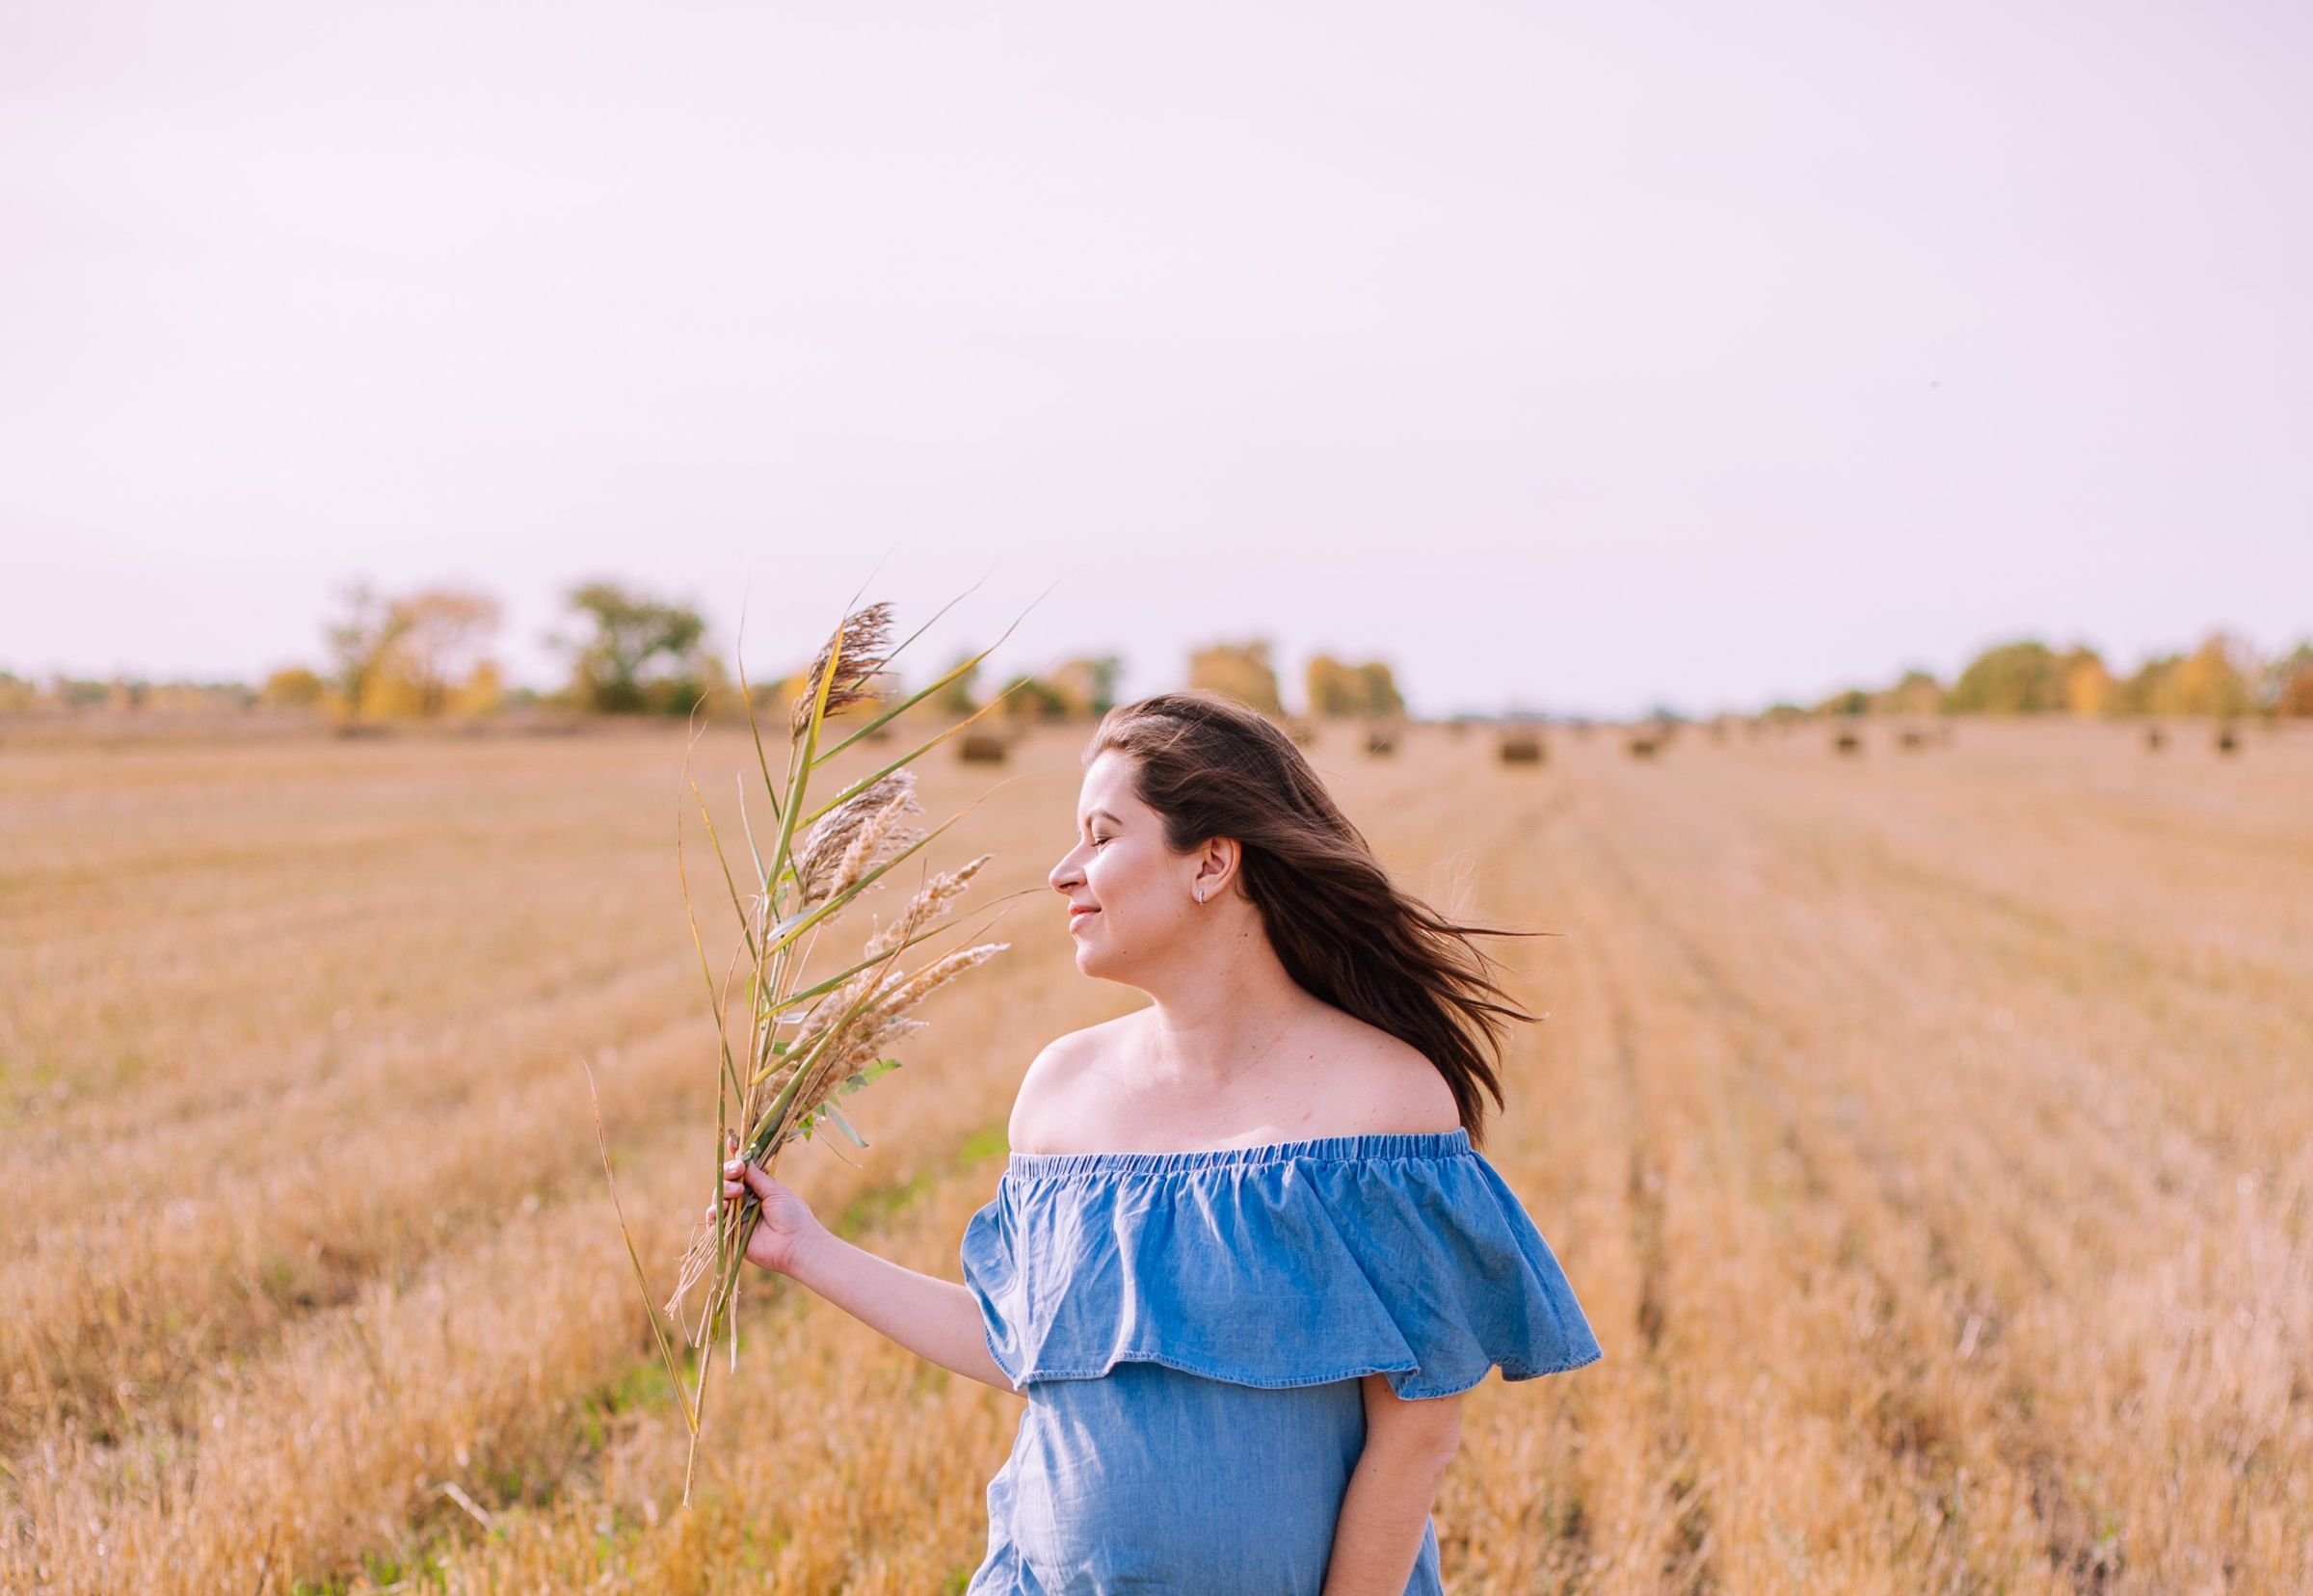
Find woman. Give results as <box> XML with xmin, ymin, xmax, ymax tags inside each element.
<box><xmin>723</xmin><ymin>691</ymin><xmax>1603</xmax><ymax>1593</ymax></box>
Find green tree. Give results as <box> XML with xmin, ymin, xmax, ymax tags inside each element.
<box><xmin>1947</xmin><ymin>640</ymin><xmax>2070</xmax><ymax>713</ymax></box>
<box><xmin>1867</xmin><ymin>669</ymin><xmax>1945</xmax><ymax>715</ymax></box>
<box><xmin>553</xmin><ymin>580</ymin><xmax>711</xmax><ymax>714</ymax></box>
<box><xmin>1305</xmin><ymin>655</ymin><xmax>1361</xmax><ymax>717</ymax></box>
<box><xmin>1359</xmin><ymin>661</ymin><xmax>1406</xmax><ymax>718</ymax></box>
<box><xmin>2110</xmin><ymin>652</ymin><xmax>2178</xmax><ymax>717</ymax></box>
<box><xmin>998</xmin><ymin>675</ymin><xmax>1073</xmax><ymax>720</ymax></box>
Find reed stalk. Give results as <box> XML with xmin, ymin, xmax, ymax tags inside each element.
<box><xmin>587</xmin><ymin>596</ymin><xmax>1024</xmax><ymax>1505</ymax></box>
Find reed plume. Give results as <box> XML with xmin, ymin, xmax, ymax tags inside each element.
<box><xmin>590</xmin><ymin>596</ymin><xmax>1024</xmax><ymax>1506</ymax></box>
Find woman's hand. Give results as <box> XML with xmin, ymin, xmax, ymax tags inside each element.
<box><xmin>720</xmin><ymin>1141</ymin><xmax>829</xmax><ymax>1276</ymax></box>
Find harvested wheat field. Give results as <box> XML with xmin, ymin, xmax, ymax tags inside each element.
<box><xmin>3</xmin><ymin>716</ymin><xmax>2308</xmax><ymax>1593</ymax></box>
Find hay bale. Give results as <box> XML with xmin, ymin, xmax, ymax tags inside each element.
<box><xmin>958</xmin><ymin>731</ymin><xmax>1009</xmax><ymax>764</ymax></box>
<box><xmin>2144</xmin><ymin>724</ymin><xmax>2166</xmax><ymax>752</ymax></box>
<box><xmin>1627</xmin><ymin>735</ymin><xmax>1658</xmax><ymax>759</ymax></box>
<box><xmin>1833</xmin><ymin>729</ymin><xmax>1863</xmax><ymax>755</ymax></box>
<box><xmin>2216</xmin><ymin>722</ymin><xmax>2240</xmax><ymax>756</ymax></box>
<box><xmin>1899</xmin><ymin>728</ymin><xmax>1928</xmax><ymax>751</ymax></box>
<box><xmin>1365</xmin><ymin>730</ymin><xmax>1396</xmax><ymax>758</ymax></box>
<box><xmin>1499</xmin><ymin>732</ymin><xmax>1546</xmax><ymax>766</ymax></box>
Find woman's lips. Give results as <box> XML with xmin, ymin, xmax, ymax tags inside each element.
<box><xmin>1068</xmin><ymin>906</ymin><xmax>1099</xmax><ymax>930</ymax></box>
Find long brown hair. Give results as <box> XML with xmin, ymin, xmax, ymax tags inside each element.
<box><xmin>1086</xmin><ymin>691</ymin><xmax>1536</xmax><ymax>1151</ymax></box>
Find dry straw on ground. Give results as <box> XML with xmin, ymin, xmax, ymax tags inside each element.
<box><xmin>6</xmin><ymin>716</ymin><xmax>2311</xmax><ymax>1591</ymax></box>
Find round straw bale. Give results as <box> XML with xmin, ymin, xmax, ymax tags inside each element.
<box><xmin>1499</xmin><ymin>732</ymin><xmax>1546</xmax><ymax>766</ymax></box>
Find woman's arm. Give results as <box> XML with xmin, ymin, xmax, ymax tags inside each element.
<box><xmin>784</xmin><ymin>1226</ymin><xmax>1018</xmax><ymax>1393</ymax></box>
<box><xmin>1321</xmin><ymin>1378</ymin><xmax>1464</xmax><ymax>1596</ymax></box>
<box><xmin>727</xmin><ymin>1158</ymin><xmax>1019</xmax><ymax>1394</ymax></box>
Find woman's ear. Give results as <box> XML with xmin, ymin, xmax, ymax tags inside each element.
<box><xmin>1192</xmin><ymin>838</ymin><xmax>1238</xmax><ymax>903</ymax></box>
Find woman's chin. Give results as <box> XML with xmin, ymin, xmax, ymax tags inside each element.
<box><xmin>1073</xmin><ymin>943</ymin><xmax>1124</xmax><ymax>982</ymax></box>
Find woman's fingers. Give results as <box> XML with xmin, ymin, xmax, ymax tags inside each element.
<box><xmin>720</xmin><ymin>1154</ymin><xmax>772</xmax><ymax>1208</ymax></box>
<box><xmin>715</xmin><ymin>1153</ymin><xmax>784</xmax><ymax>1207</ymax></box>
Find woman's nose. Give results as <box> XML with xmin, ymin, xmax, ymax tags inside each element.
<box><xmin>1050</xmin><ymin>849</ymin><xmax>1082</xmax><ymax>891</ymax></box>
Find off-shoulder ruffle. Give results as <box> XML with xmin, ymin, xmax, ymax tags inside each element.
<box><xmin>959</xmin><ymin>1128</ymin><xmax>1603</xmax><ymax>1399</ymax></box>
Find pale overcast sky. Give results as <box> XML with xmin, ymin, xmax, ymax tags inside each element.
<box><xmin>3</xmin><ymin>1</ymin><xmax>2307</xmax><ymax>718</ymax></box>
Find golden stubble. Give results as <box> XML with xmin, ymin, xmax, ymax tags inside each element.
<box><xmin>1</xmin><ymin>716</ymin><xmax>2307</xmax><ymax>1591</ymax></box>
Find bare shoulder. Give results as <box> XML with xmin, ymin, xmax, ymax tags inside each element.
<box><xmin>1007</xmin><ymin>1012</ymin><xmax>1143</xmax><ymax>1154</ymax></box>
<box><xmin>1303</xmin><ymin>1012</ymin><xmax>1462</xmax><ymax>1137</ymax></box>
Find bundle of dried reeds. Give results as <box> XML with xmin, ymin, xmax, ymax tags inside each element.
<box><xmin>588</xmin><ymin>598</ymin><xmax>1019</xmax><ymax>1504</ymax></box>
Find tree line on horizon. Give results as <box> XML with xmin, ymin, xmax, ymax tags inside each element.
<box><xmin>3</xmin><ymin>580</ymin><xmax>2308</xmax><ymax>725</ymax></box>
<box><xmin>0</xmin><ymin>580</ymin><xmax>1408</xmax><ymax>728</ymax></box>
<box><xmin>1793</xmin><ymin>631</ymin><xmax>2312</xmax><ymax>723</ymax></box>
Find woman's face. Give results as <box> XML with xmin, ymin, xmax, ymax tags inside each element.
<box><xmin>1049</xmin><ymin>750</ymin><xmax>1200</xmax><ymax>982</ymax></box>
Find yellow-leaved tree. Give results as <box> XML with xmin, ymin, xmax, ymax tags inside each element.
<box><xmin>324</xmin><ymin>580</ymin><xmax>505</xmax><ymax>722</ymax></box>
<box><xmin>1305</xmin><ymin>654</ymin><xmax>1405</xmax><ymax>718</ymax></box>
<box><xmin>1188</xmin><ymin>640</ymin><xmax>1283</xmax><ymax>714</ymax></box>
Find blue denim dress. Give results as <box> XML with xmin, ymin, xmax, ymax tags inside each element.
<box><xmin>957</xmin><ymin>1128</ymin><xmax>1604</xmax><ymax>1593</ymax></box>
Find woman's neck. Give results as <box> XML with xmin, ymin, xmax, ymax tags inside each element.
<box><xmin>1130</xmin><ymin>933</ymin><xmax>1316</xmax><ymax>1092</ymax></box>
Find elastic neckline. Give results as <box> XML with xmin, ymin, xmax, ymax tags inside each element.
<box><xmin>1006</xmin><ymin>1127</ymin><xmax>1472</xmax><ymax>1180</ymax></box>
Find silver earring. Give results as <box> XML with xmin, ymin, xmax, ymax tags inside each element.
<box><xmin>1194</xmin><ymin>887</ymin><xmax>1205</xmax><ymax>904</ymax></box>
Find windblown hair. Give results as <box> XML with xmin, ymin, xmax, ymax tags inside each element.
<box><xmin>1086</xmin><ymin>691</ymin><xmax>1537</xmax><ymax>1150</ymax></box>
